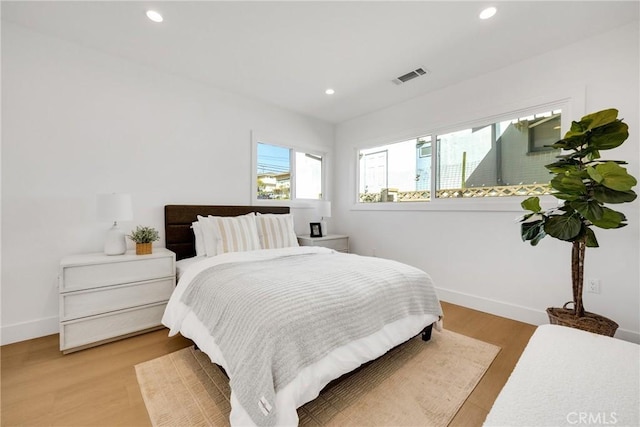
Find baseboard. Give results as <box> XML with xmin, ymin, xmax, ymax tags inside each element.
<box><xmin>1</xmin><ymin>316</ymin><xmax>59</xmax><ymax>345</ymax></box>
<box><xmin>436</xmin><ymin>287</ymin><xmax>640</xmax><ymax>344</ymax></box>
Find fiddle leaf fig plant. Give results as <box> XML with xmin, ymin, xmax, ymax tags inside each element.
<box><xmin>519</xmin><ymin>108</ymin><xmax>637</xmax><ymax>318</ymax></box>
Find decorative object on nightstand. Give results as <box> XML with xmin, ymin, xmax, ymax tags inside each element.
<box><xmin>319</xmin><ymin>200</ymin><xmax>331</xmax><ymax>236</ymax></box>
<box><xmin>298</xmin><ymin>234</ymin><xmax>349</xmax><ymax>253</ymax></box>
<box><xmin>518</xmin><ymin>108</ymin><xmax>637</xmax><ymax>337</ymax></box>
<box><xmin>310</xmin><ymin>222</ymin><xmax>322</xmax><ymax>238</ymax></box>
<box><xmin>58</xmin><ymin>248</ymin><xmax>176</xmax><ymax>353</ymax></box>
<box><xmin>127</xmin><ymin>225</ymin><xmax>160</xmax><ymax>255</ymax></box>
<box><xmin>97</xmin><ymin>193</ymin><xmax>133</xmax><ymax>256</ymax></box>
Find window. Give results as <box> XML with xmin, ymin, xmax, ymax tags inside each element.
<box><xmin>359</xmin><ymin>136</ymin><xmax>431</xmax><ymax>202</ymax></box>
<box><xmin>255</xmin><ymin>141</ymin><xmax>324</xmax><ymax>201</ymax></box>
<box><xmin>357</xmin><ymin>109</ymin><xmax>561</xmax><ymax>203</ymax></box>
<box><xmin>295</xmin><ymin>152</ymin><xmax>322</xmax><ymax>199</ymax></box>
<box><xmin>528</xmin><ymin>112</ymin><xmax>561</xmax><ymax>153</ymax></box>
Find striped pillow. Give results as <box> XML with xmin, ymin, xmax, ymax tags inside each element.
<box><xmin>256</xmin><ymin>213</ymin><xmax>299</xmax><ymax>249</ymax></box>
<box><xmin>207</xmin><ymin>213</ymin><xmax>261</xmax><ymax>254</ymax></box>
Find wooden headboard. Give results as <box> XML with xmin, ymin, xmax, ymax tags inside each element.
<box><xmin>164</xmin><ymin>205</ymin><xmax>290</xmax><ymax>260</ymax></box>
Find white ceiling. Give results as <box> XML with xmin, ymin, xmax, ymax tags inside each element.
<box><xmin>2</xmin><ymin>1</ymin><xmax>638</xmax><ymax>124</ymax></box>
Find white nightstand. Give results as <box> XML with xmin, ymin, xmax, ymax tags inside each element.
<box><xmin>297</xmin><ymin>234</ymin><xmax>349</xmax><ymax>253</ymax></box>
<box><xmin>58</xmin><ymin>248</ymin><xmax>176</xmax><ymax>353</ymax></box>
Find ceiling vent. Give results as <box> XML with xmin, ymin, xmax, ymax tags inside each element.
<box><xmin>392</xmin><ymin>67</ymin><xmax>430</xmax><ymax>85</ymax></box>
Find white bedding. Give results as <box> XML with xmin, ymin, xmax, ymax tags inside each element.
<box><xmin>175</xmin><ymin>255</ymin><xmax>205</xmax><ymax>280</ymax></box>
<box><xmin>484</xmin><ymin>324</ymin><xmax>640</xmax><ymax>426</ymax></box>
<box><xmin>163</xmin><ymin>246</ymin><xmax>441</xmax><ymax>426</ymax></box>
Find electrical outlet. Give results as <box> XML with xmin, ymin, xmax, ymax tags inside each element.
<box><xmin>588</xmin><ymin>279</ymin><xmax>601</xmax><ymax>294</ymax></box>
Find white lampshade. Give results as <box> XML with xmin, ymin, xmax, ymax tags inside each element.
<box><xmin>319</xmin><ymin>201</ymin><xmax>332</xmax><ymax>219</ymax></box>
<box><xmin>97</xmin><ymin>193</ymin><xmax>133</xmax><ymax>222</ymax></box>
<box><xmin>97</xmin><ymin>193</ymin><xmax>133</xmax><ymax>255</ymax></box>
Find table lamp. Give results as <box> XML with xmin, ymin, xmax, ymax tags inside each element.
<box><xmin>97</xmin><ymin>193</ymin><xmax>133</xmax><ymax>255</ymax></box>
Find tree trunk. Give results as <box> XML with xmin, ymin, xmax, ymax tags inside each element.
<box><xmin>571</xmin><ymin>239</ymin><xmax>586</xmax><ymax>317</ymax></box>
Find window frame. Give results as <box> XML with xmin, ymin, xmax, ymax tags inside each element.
<box><xmin>251</xmin><ymin>132</ymin><xmax>327</xmax><ymax>205</ymax></box>
<box><xmin>352</xmin><ymin>93</ymin><xmax>584</xmax><ymax>212</ymax></box>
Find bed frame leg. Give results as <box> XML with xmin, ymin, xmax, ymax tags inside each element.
<box><xmin>421</xmin><ymin>323</ymin><xmax>433</xmax><ymax>342</ymax></box>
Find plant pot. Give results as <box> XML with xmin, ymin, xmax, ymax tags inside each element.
<box><xmin>136</xmin><ymin>242</ymin><xmax>153</xmax><ymax>255</ymax></box>
<box><xmin>547</xmin><ymin>304</ymin><xmax>618</xmax><ymax>337</ymax></box>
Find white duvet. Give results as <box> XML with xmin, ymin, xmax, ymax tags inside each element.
<box><xmin>162</xmin><ymin>246</ymin><xmax>441</xmax><ymax>426</ymax></box>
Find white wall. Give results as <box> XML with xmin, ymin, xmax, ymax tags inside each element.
<box><xmin>334</xmin><ymin>22</ymin><xmax>640</xmax><ymax>342</ymax></box>
<box><xmin>1</xmin><ymin>23</ymin><xmax>333</xmax><ymax>344</ymax></box>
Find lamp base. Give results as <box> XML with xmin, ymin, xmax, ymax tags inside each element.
<box><xmin>320</xmin><ymin>220</ymin><xmax>328</xmax><ymax>237</ymax></box>
<box><xmin>104</xmin><ymin>222</ymin><xmax>127</xmax><ymax>255</ymax></box>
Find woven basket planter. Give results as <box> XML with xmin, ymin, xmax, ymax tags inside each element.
<box><xmin>136</xmin><ymin>242</ymin><xmax>153</xmax><ymax>255</ymax></box>
<box><xmin>547</xmin><ymin>303</ymin><xmax>618</xmax><ymax>337</ymax></box>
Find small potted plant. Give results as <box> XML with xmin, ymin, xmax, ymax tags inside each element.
<box><xmin>519</xmin><ymin>108</ymin><xmax>637</xmax><ymax>336</ymax></box>
<box><xmin>128</xmin><ymin>226</ymin><xmax>160</xmax><ymax>255</ymax></box>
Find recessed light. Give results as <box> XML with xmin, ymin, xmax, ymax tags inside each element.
<box><xmin>479</xmin><ymin>7</ymin><xmax>497</xmax><ymax>20</ymax></box>
<box><xmin>146</xmin><ymin>10</ymin><xmax>163</xmax><ymax>23</ymax></box>
<box><xmin>325</xmin><ymin>89</ymin><xmax>335</xmax><ymax>95</ymax></box>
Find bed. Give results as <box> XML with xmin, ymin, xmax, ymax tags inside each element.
<box><xmin>162</xmin><ymin>205</ymin><xmax>443</xmax><ymax>427</ymax></box>
<box><xmin>484</xmin><ymin>324</ymin><xmax>640</xmax><ymax>426</ymax></box>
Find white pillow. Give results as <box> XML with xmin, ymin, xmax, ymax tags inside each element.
<box><xmin>205</xmin><ymin>213</ymin><xmax>261</xmax><ymax>254</ymax></box>
<box><xmin>191</xmin><ymin>221</ymin><xmax>205</xmax><ymax>257</ymax></box>
<box><xmin>197</xmin><ymin>215</ymin><xmax>219</xmax><ymax>257</ymax></box>
<box><xmin>256</xmin><ymin>213</ymin><xmax>299</xmax><ymax>249</ymax></box>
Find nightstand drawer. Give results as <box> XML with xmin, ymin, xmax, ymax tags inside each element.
<box><xmin>61</xmin><ymin>256</ymin><xmax>174</xmax><ymax>292</ymax></box>
<box><xmin>319</xmin><ymin>238</ymin><xmax>349</xmax><ymax>252</ymax></box>
<box><xmin>60</xmin><ymin>302</ymin><xmax>166</xmax><ymax>351</ymax></box>
<box><xmin>297</xmin><ymin>235</ymin><xmax>349</xmax><ymax>253</ymax></box>
<box><xmin>60</xmin><ymin>277</ymin><xmax>175</xmax><ymax>321</ymax></box>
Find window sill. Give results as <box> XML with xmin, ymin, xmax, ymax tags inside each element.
<box><xmin>350</xmin><ymin>194</ymin><xmax>559</xmax><ymax>212</ymax></box>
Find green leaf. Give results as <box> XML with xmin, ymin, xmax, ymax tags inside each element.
<box><xmin>581</xmin><ymin>108</ymin><xmax>619</xmax><ymax>131</ymax></box>
<box><xmin>521</xmin><ymin>197</ymin><xmax>542</xmax><ymax>213</ymax></box>
<box><xmin>545</xmin><ymin>158</ymin><xmax>581</xmax><ymax>174</ymax></box>
<box><xmin>530</xmin><ymin>232</ymin><xmax>546</xmax><ymax>246</ymax></box>
<box><xmin>587</xmin><ymin>149</ymin><xmax>601</xmax><ymax>161</ymax></box>
<box><xmin>563</xmin><ymin>120</ymin><xmax>588</xmax><ymax>139</ymax></box>
<box><xmin>521</xmin><ymin>220</ymin><xmax>546</xmax><ymax>246</ymax></box>
<box><xmin>558</xmin><ymin>203</ymin><xmax>575</xmax><ymax>214</ymax></box>
<box><xmin>522</xmin><ymin>220</ymin><xmax>542</xmax><ymax>239</ymax></box>
<box><xmin>585</xmin><ymin>227</ymin><xmax>599</xmax><ymax>248</ymax></box>
<box><xmin>552</xmin><ymin>192</ymin><xmax>580</xmax><ymax>201</ymax></box>
<box><xmin>552</xmin><ymin>134</ymin><xmax>584</xmax><ymax>150</ymax></box>
<box><xmin>592</xmin><ymin>186</ymin><xmax>637</xmax><ymax>204</ymax></box>
<box><xmin>586</xmin><ymin>165</ymin><xmax>603</xmax><ymax>183</ymax></box>
<box><xmin>576</xmin><ymin>169</ymin><xmax>591</xmax><ymax>180</ymax></box>
<box><xmin>589</xmin><ymin>121</ymin><xmax>628</xmax><ymax>151</ymax></box>
<box><xmin>543</xmin><ymin>215</ymin><xmax>583</xmax><ymax>241</ymax></box>
<box><xmin>556</xmin><ymin>151</ymin><xmax>587</xmax><ymax>160</ymax></box>
<box><xmin>594</xmin><ymin>162</ymin><xmax>637</xmax><ymax>191</ymax></box>
<box><xmin>570</xmin><ymin>200</ymin><xmax>603</xmax><ymax>222</ymax></box>
<box><xmin>550</xmin><ymin>174</ymin><xmax>586</xmax><ymax>195</ymax></box>
<box><xmin>590</xmin><ymin>207</ymin><xmax>627</xmax><ymax>229</ymax></box>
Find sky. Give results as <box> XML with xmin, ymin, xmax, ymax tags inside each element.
<box><xmin>257</xmin><ymin>142</ymin><xmax>290</xmax><ymax>175</ymax></box>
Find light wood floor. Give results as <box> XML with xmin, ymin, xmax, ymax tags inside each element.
<box><xmin>1</xmin><ymin>302</ymin><xmax>536</xmax><ymax>426</ymax></box>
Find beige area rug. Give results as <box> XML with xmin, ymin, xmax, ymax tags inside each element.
<box><xmin>135</xmin><ymin>330</ymin><xmax>500</xmax><ymax>426</ymax></box>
